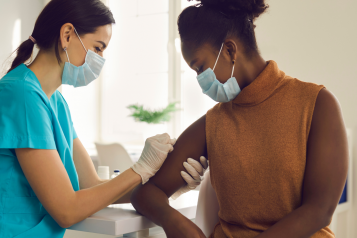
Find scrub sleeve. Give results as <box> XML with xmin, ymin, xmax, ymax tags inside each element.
<box><xmin>0</xmin><ymin>77</ymin><xmax>56</xmax><ymax>149</ymax></box>
<box><xmin>0</xmin><ymin>64</ymin><xmax>79</xmax><ymax>238</ymax></box>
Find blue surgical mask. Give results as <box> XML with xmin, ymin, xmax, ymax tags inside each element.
<box><xmin>62</xmin><ymin>28</ymin><xmax>106</xmax><ymax>87</ymax></box>
<box><xmin>197</xmin><ymin>43</ymin><xmax>241</xmax><ymax>102</ymax></box>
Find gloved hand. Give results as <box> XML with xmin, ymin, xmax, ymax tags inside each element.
<box><xmin>171</xmin><ymin>156</ymin><xmax>209</xmax><ymax>200</ymax></box>
<box><xmin>132</xmin><ymin>133</ymin><xmax>176</xmax><ymax>184</ymax></box>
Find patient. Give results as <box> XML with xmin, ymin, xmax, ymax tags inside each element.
<box><xmin>131</xmin><ymin>1</ymin><xmax>348</xmax><ymax>238</ymax></box>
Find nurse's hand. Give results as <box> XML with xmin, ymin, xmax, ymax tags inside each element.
<box><xmin>171</xmin><ymin>156</ymin><xmax>209</xmax><ymax>199</ymax></box>
<box><xmin>132</xmin><ymin>133</ymin><xmax>176</xmax><ymax>184</ymax></box>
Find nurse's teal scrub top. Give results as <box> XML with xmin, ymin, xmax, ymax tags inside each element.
<box><xmin>0</xmin><ymin>64</ymin><xmax>80</xmax><ymax>238</ymax></box>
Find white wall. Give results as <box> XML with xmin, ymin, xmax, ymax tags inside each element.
<box><xmin>0</xmin><ymin>0</ymin><xmax>43</xmax><ymax>75</ymax></box>
<box><xmin>255</xmin><ymin>0</ymin><xmax>357</xmax><ymax>131</ymax></box>
<box><xmin>99</xmin><ymin>0</ymin><xmax>170</xmax><ymax>144</ymax></box>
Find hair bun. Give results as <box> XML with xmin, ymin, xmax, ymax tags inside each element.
<box><xmin>192</xmin><ymin>0</ymin><xmax>269</xmax><ymax>21</ymax></box>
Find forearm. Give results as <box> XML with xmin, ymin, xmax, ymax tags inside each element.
<box><xmin>94</xmin><ymin>177</ymin><xmax>134</xmax><ymax>204</ymax></box>
<box><xmin>64</xmin><ymin>169</ymin><xmax>141</xmax><ymax>227</ymax></box>
<box><xmin>256</xmin><ymin>204</ymin><xmax>331</xmax><ymax>238</ymax></box>
<box><xmin>73</xmin><ymin>138</ymin><xmax>103</xmax><ymax>189</ymax></box>
<box><xmin>131</xmin><ymin>182</ymin><xmax>206</xmax><ymax>238</ymax></box>
<box><xmin>131</xmin><ymin>182</ymin><xmax>181</xmax><ymax>227</ymax></box>
<box><xmin>112</xmin><ymin>188</ymin><xmax>133</xmax><ymax>204</ymax></box>
<box><xmin>94</xmin><ymin>178</ymin><xmax>134</xmax><ymax>204</ymax></box>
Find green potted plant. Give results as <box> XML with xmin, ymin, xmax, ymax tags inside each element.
<box><xmin>127</xmin><ymin>102</ymin><xmax>180</xmax><ymax>139</ymax></box>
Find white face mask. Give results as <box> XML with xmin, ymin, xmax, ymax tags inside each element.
<box><xmin>196</xmin><ymin>43</ymin><xmax>241</xmax><ymax>102</ymax></box>
<box><xmin>62</xmin><ymin>27</ymin><xmax>106</xmax><ymax>87</ymax></box>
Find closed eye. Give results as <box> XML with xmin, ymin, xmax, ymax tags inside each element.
<box><xmin>197</xmin><ymin>66</ymin><xmax>203</xmax><ymax>75</ymax></box>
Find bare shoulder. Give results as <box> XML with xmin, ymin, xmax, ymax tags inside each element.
<box><xmin>315</xmin><ymin>88</ymin><xmax>341</xmax><ymax>111</ymax></box>
<box><xmin>311</xmin><ymin>88</ymin><xmax>343</xmax><ymax>129</ymax></box>
<box><xmin>185</xmin><ymin>114</ymin><xmax>206</xmax><ymax>133</ymax></box>
<box><xmin>308</xmin><ymin>88</ymin><xmax>347</xmax><ymax>153</ymax></box>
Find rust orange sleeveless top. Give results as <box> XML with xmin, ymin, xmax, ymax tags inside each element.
<box><xmin>206</xmin><ymin>60</ymin><xmax>334</xmax><ymax>238</ymax></box>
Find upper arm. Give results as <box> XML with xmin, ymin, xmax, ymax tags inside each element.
<box><xmin>148</xmin><ymin>115</ymin><xmax>207</xmax><ymax>197</ymax></box>
<box><xmin>15</xmin><ymin>148</ymin><xmax>76</xmax><ymax>225</ymax></box>
<box><xmin>303</xmin><ymin>88</ymin><xmax>348</xmax><ymax>217</ymax></box>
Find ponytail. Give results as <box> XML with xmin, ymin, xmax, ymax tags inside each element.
<box><xmin>7</xmin><ymin>39</ymin><xmax>35</xmax><ymax>74</ymax></box>
<box><xmin>4</xmin><ymin>0</ymin><xmax>115</xmax><ymax>75</ymax></box>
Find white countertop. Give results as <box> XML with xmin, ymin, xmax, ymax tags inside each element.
<box><xmin>68</xmin><ymin>191</ymin><xmax>199</xmax><ymax>237</ymax></box>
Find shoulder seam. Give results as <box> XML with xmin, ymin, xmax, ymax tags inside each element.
<box><xmin>23</xmin><ymin>68</ymin><xmax>37</xmax><ymax>139</ymax></box>
<box><xmin>23</xmin><ymin>77</ymin><xmax>29</xmax><ymax>138</ymax></box>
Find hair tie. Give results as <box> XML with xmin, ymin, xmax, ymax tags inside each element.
<box><xmin>29</xmin><ymin>36</ymin><xmax>37</xmax><ymax>44</ymax></box>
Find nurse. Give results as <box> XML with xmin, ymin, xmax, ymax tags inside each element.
<box><xmin>0</xmin><ymin>0</ymin><xmax>207</xmax><ymax>237</ymax></box>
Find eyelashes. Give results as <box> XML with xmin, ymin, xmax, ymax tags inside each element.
<box><xmin>95</xmin><ymin>47</ymin><xmax>102</xmax><ymax>53</ymax></box>
<box><xmin>197</xmin><ymin>66</ymin><xmax>203</xmax><ymax>74</ymax></box>
<box><xmin>193</xmin><ymin>65</ymin><xmax>203</xmax><ymax>75</ymax></box>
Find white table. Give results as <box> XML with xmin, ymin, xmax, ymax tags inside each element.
<box><xmin>68</xmin><ymin>191</ymin><xmax>199</xmax><ymax>237</ymax></box>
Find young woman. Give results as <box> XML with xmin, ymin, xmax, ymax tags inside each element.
<box><xmin>0</xmin><ymin>1</ymin><xmax>207</xmax><ymax>237</ymax></box>
<box><xmin>130</xmin><ymin>0</ymin><xmax>348</xmax><ymax>238</ymax></box>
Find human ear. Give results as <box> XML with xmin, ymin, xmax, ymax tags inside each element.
<box><xmin>224</xmin><ymin>39</ymin><xmax>238</xmax><ymax>64</ymax></box>
<box><xmin>59</xmin><ymin>23</ymin><xmax>74</xmax><ymax>50</ymax></box>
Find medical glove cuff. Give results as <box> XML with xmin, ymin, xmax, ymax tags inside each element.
<box><xmin>131</xmin><ymin>162</ymin><xmax>155</xmax><ymax>185</ymax></box>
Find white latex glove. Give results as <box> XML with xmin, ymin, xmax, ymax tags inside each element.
<box><xmin>171</xmin><ymin>156</ymin><xmax>209</xmax><ymax>200</ymax></box>
<box><xmin>132</xmin><ymin>133</ymin><xmax>176</xmax><ymax>184</ymax></box>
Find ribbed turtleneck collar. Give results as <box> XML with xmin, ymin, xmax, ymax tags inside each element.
<box><xmin>232</xmin><ymin>60</ymin><xmax>286</xmax><ymax>106</ymax></box>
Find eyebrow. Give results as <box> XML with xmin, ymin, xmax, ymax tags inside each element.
<box><xmin>97</xmin><ymin>41</ymin><xmax>107</xmax><ymax>49</ymax></box>
<box><xmin>190</xmin><ymin>58</ymin><xmax>198</xmax><ymax>68</ymax></box>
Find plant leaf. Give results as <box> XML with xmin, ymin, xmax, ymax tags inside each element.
<box><xmin>127</xmin><ymin>102</ymin><xmax>180</xmax><ymax>124</ymax></box>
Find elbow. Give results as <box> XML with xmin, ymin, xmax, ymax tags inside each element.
<box><xmin>53</xmin><ymin>209</ymin><xmax>78</xmax><ymax>229</ymax></box>
<box><xmin>324</xmin><ymin>216</ymin><xmax>333</xmax><ymax>229</ymax></box>
<box><xmin>319</xmin><ymin>215</ymin><xmax>333</xmax><ymax>231</ymax></box>
<box><xmin>57</xmin><ymin>221</ymin><xmax>71</xmax><ymax>229</ymax></box>
<box><xmin>56</xmin><ymin>215</ymin><xmax>74</xmax><ymax>229</ymax></box>
<box><xmin>313</xmin><ymin>207</ymin><xmax>335</xmax><ymax>229</ymax></box>
<box><xmin>320</xmin><ymin>207</ymin><xmax>334</xmax><ymax>228</ymax></box>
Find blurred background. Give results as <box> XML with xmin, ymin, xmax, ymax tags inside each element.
<box><xmin>0</xmin><ymin>0</ymin><xmax>356</xmax><ymax>237</ymax></box>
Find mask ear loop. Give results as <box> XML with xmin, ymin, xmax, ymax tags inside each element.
<box><xmin>63</xmin><ymin>47</ymin><xmax>70</xmax><ymax>64</ymax></box>
<box><xmin>73</xmin><ymin>27</ymin><xmax>88</xmax><ymax>53</ymax></box>
<box><xmin>213</xmin><ymin>43</ymin><xmax>224</xmax><ymax>72</ymax></box>
<box><xmin>231</xmin><ymin>60</ymin><xmax>235</xmax><ymax>78</ymax></box>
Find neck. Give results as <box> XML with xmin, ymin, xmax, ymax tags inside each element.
<box><xmin>234</xmin><ymin>53</ymin><xmax>268</xmax><ymax>90</ymax></box>
<box><xmin>28</xmin><ymin>49</ymin><xmax>64</xmax><ymax>99</ymax></box>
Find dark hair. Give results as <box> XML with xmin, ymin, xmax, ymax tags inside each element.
<box><xmin>178</xmin><ymin>0</ymin><xmax>268</xmax><ymax>57</ymax></box>
<box><xmin>7</xmin><ymin>0</ymin><xmax>115</xmax><ymax>73</ymax></box>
